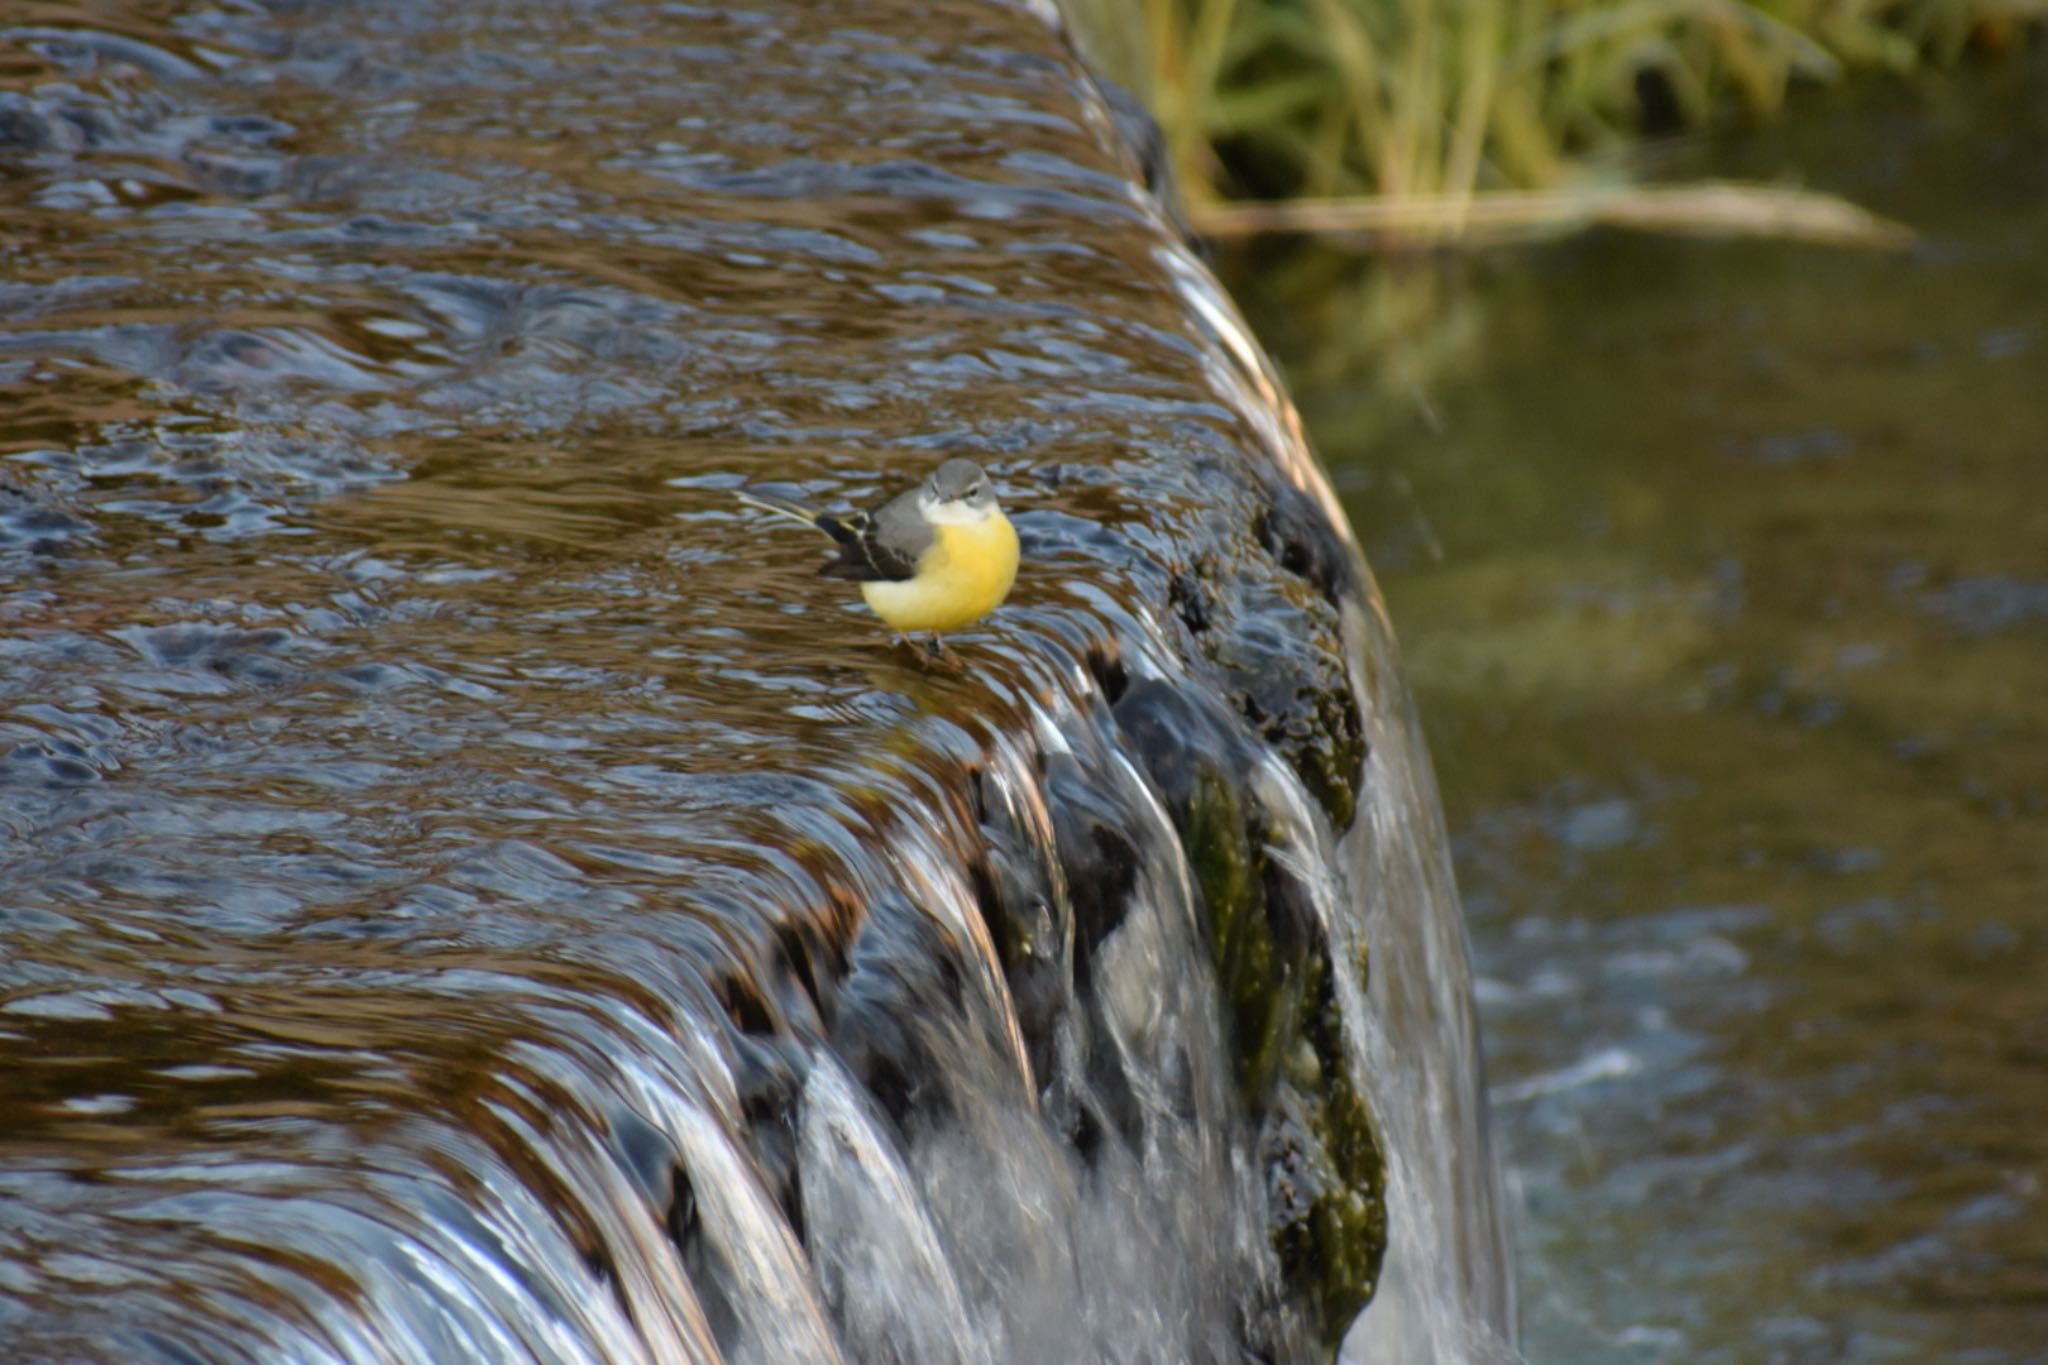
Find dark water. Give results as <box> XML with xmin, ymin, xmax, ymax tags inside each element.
<box><xmin>1232</xmin><ymin>58</ymin><xmax>2048</xmax><ymax>1364</ymax></box>
<box><xmin>0</xmin><ymin>2</ymin><xmax>1511</xmax><ymax>1361</ymax></box>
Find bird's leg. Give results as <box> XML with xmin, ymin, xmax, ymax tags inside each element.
<box><xmin>924</xmin><ymin>633</ymin><xmax>964</xmax><ymax>669</ymax></box>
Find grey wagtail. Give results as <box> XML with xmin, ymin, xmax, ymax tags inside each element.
<box><xmin>736</xmin><ymin>457</ymin><xmax>1018</xmax><ymax>654</ymax></box>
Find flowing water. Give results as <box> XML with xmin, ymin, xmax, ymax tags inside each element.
<box><xmin>1231</xmin><ymin>57</ymin><xmax>2048</xmax><ymax>1364</ymax></box>
<box><xmin>0</xmin><ymin>2</ymin><xmax>1511</xmax><ymax>1361</ymax></box>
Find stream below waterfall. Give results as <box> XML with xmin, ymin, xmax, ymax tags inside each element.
<box><xmin>1233</xmin><ymin>54</ymin><xmax>2048</xmax><ymax>1365</ymax></box>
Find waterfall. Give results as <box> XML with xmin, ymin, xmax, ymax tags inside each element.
<box><xmin>0</xmin><ymin>0</ymin><xmax>1513</xmax><ymax>1358</ymax></box>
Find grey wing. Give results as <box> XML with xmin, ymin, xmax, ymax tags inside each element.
<box><xmin>814</xmin><ymin>495</ymin><xmax>926</xmax><ymax>582</ymax></box>
<box><xmin>864</xmin><ymin>487</ymin><xmax>933</xmax><ymax>577</ymax></box>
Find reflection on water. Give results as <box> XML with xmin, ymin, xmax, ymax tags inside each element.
<box><xmin>0</xmin><ymin>1</ymin><xmax>1512</xmax><ymax>1360</ymax></box>
<box><xmin>1233</xmin><ymin>55</ymin><xmax>2048</xmax><ymax>1364</ymax></box>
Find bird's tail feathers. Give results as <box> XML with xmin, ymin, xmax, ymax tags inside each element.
<box><xmin>737</xmin><ymin>488</ymin><xmax>865</xmax><ymax>548</ymax></box>
<box><xmin>735</xmin><ymin>488</ymin><xmax>826</xmax><ymax>528</ymax></box>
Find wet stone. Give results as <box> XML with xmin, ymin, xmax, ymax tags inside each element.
<box><xmin>1045</xmin><ymin>752</ymin><xmax>1141</xmax><ymax>991</ymax></box>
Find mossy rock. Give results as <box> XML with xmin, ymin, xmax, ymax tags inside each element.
<box><xmin>1113</xmin><ymin>677</ymin><xmax>1387</xmax><ymax>1350</ymax></box>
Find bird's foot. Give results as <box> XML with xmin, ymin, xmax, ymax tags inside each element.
<box><xmin>888</xmin><ymin>633</ymin><xmax>964</xmax><ymax>670</ymax></box>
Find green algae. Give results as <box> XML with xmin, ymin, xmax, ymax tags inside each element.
<box><xmin>1184</xmin><ymin>766</ymin><xmax>1299</xmax><ymax>1101</ymax></box>
<box><xmin>1180</xmin><ymin>763</ymin><xmax>1388</xmax><ymax>1350</ymax></box>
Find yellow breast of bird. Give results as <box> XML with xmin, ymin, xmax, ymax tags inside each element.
<box><xmin>859</xmin><ymin>511</ymin><xmax>1019</xmax><ymax>634</ymax></box>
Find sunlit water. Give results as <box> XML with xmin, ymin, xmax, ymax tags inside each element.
<box><xmin>1232</xmin><ymin>57</ymin><xmax>2048</xmax><ymax>1364</ymax></box>
<box><xmin>0</xmin><ymin>2</ymin><xmax>1511</xmax><ymax>1361</ymax></box>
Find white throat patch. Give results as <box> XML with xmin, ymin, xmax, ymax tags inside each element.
<box><xmin>919</xmin><ymin>493</ymin><xmax>992</xmax><ymax>527</ymax></box>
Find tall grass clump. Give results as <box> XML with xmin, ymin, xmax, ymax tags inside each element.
<box><xmin>1064</xmin><ymin>0</ymin><xmax>2037</xmax><ymax>244</ymax></box>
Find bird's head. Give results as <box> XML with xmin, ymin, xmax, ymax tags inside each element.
<box><xmin>921</xmin><ymin>457</ymin><xmax>1000</xmax><ymax>524</ymax></box>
